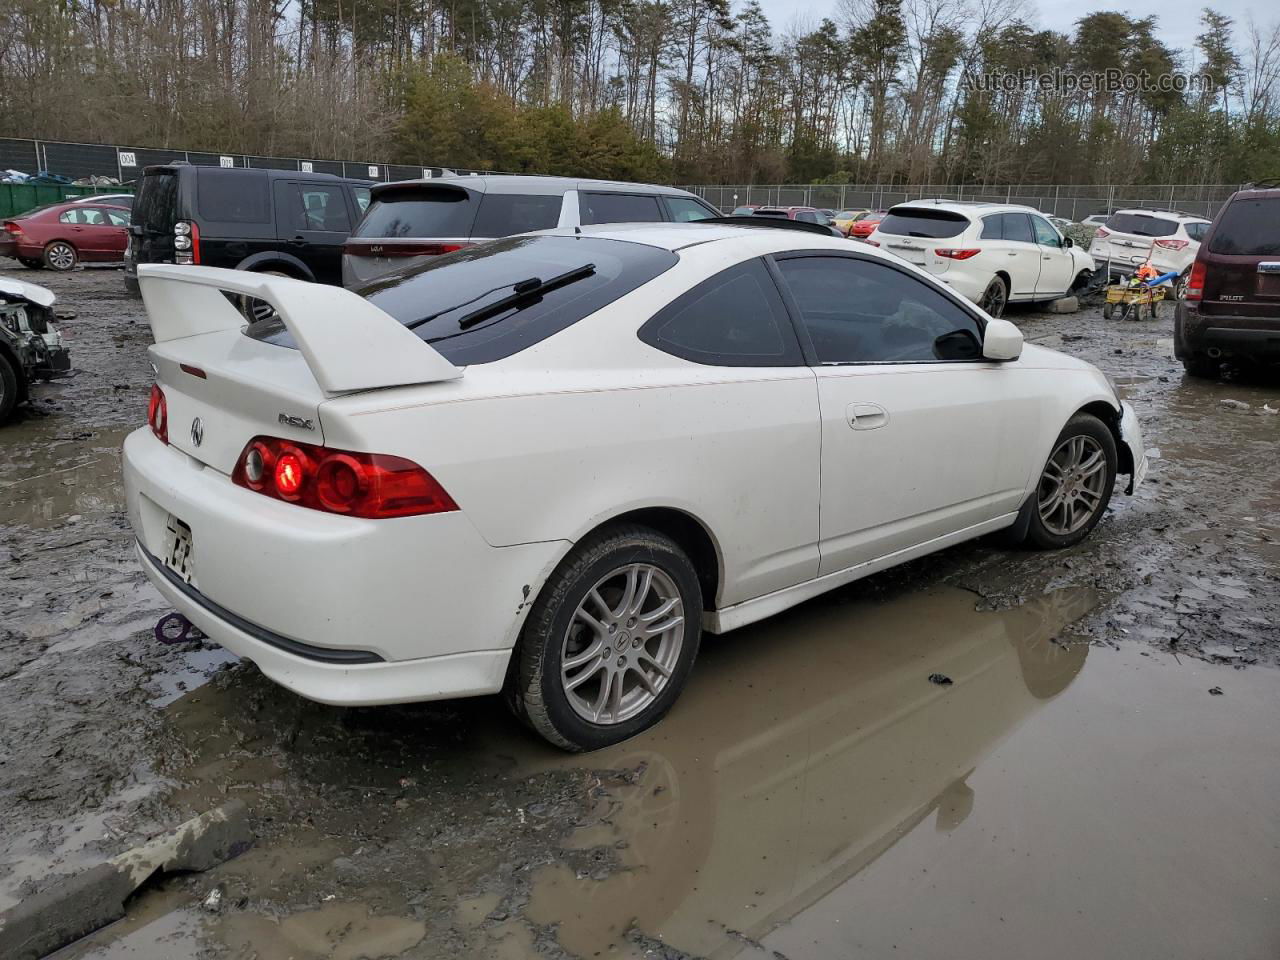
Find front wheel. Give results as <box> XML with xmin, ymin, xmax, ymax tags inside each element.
<box><xmin>507</xmin><ymin>525</ymin><xmax>702</xmax><ymax>752</ymax></box>
<box><xmin>43</xmin><ymin>241</ymin><xmax>77</xmax><ymax>271</ymax></box>
<box><xmin>1023</xmin><ymin>414</ymin><xmax>1118</xmax><ymax>550</ymax></box>
<box><xmin>980</xmin><ymin>276</ymin><xmax>1008</xmax><ymax>317</ymax></box>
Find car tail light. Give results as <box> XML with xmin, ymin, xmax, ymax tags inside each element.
<box><xmin>1154</xmin><ymin>238</ymin><xmax>1189</xmax><ymax>250</ymax></box>
<box><xmin>174</xmin><ymin>220</ymin><xmax>200</xmax><ymax>265</ymax></box>
<box><xmin>3</xmin><ymin>221</ymin><xmax>22</xmax><ymax>236</ymax></box>
<box><xmin>342</xmin><ymin>241</ymin><xmax>474</xmax><ymax>257</ymax></box>
<box><xmin>1185</xmin><ymin>260</ymin><xmax>1206</xmax><ymax>301</ymax></box>
<box><xmin>232</xmin><ymin>437</ymin><xmax>458</xmax><ymax>519</ymax></box>
<box><xmin>935</xmin><ymin>248</ymin><xmax>981</xmax><ymax>260</ymax></box>
<box><xmin>1095</xmin><ymin>227</ymin><xmax>1110</xmax><ymax>238</ymax></box>
<box><xmin>148</xmin><ymin>384</ymin><xmax>168</xmax><ymax>444</ymax></box>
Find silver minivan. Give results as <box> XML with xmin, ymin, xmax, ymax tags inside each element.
<box><xmin>342</xmin><ymin>176</ymin><xmax>721</xmax><ymax>285</ymax></box>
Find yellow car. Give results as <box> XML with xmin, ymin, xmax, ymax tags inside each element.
<box><xmin>832</xmin><ymin>209</ymin><xmax>871</xmax><ymax>236</ymax></box>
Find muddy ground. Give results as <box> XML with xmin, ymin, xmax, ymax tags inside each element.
<box><xmin>1</xmin><ymin>265</ymin><xmax>1277</xmax><ymax>960</ymax></box>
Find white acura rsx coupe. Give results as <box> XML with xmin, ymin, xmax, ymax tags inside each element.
<box><xmin>124</xmin><ymin>221</ymin><xmax>1146</xmax><ymax>751</ymax></box>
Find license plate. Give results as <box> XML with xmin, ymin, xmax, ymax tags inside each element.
<box><xmin>162</xmin><ymin>515</ymin><xmax>196</xmax><ymax>584</ymax></box>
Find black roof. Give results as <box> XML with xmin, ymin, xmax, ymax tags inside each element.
<box><xmin>142</xmin><ymin>163</ymin><xmax>371</xmax><ymax>185</ymax></box>
<box><xmin>699</xmin><ymin>215</ymin><xmax>842</xmax><ymax>237</ymax></box>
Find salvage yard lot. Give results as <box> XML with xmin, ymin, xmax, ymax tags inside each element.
<box><xmin>1</xmin><ymin>265</ymin><xmax>1278</xmax><ymax>959</ymax></box>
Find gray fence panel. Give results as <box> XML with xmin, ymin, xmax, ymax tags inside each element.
<box><xmin>0</xmin><ymin>139</ymin><xmax>39</xmax><ymax>173</ymax></box>
<box><xmin>41</xmin><ymin>141</ymin><xmax>118</xmax><ymax>179</ymax></box>
<box><xmin>129</xmin><ymin>147</ymin><xmax>188</xmax><ymax>171</ymax></box>
<box><xmin>247</xmin><ymin>155</ymin><xmax>299</xmax><ymax>170</ymax></box>
<box><xmin>387</xmin><ymin>164</ymin><xmax>423</xmax><ymax>181</ymax></box>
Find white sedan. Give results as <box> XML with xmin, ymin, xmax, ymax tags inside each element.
<box><xmin>124</xmin><ymin>222</ymin><xmax>1145</xmax><ymax>751</ymax></box>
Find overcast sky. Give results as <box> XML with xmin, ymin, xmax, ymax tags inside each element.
<box><xmin>752</xmin><ymin>0</ymin><xmax>1269</xmax><ymax>64</ymax></box>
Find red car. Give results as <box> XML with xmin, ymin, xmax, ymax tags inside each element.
<box><xmin>849</xmin><ymin>211</ymin><xmax>888</xmax><ymax>240</ymax></box>
<box><xmin>754</xmin><ymin>206</ymin><xmax>830</xmax><ymax>225</ymax></box>
<box><xmin>1</xmin><ymin>202</ymin><xmax>131</xmax><ymax>271</ymax></box>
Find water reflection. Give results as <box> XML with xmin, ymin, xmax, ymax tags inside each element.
<box><xmin>524</xmin><ymin>586</ymin><xmax>1093</xmax><ymax>957</ymax></box>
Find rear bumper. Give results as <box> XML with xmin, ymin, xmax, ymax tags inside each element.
<box><xmin>939</xmin><ymin>269</ymin><xmax>989</xmax><ymax>305</ymax></box>
<box><xmin>1174</xmin><ymin>303</ymin><xmax>1280</xmax><ymax>360</ymax></box>
<box><xmin>123</xmin><ymin>427</ymin><xmax>565</xmax><ymax>703</ymax></box>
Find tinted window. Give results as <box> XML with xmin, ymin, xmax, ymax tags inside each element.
<box><xmin>472</xmin><ymin>193</ymin><xmax>563</xmax><ymax>237</ymax></box>
<box><xmin>877</xmin><ymin>208</ymin><xmax>969</xmax><ymax>239</ymax></box>
<box><xmin>198</xmin><ymin>170</ymin><xmax>271</xmax><ymax>223</ymax></box>
<box><xmin>1208</xmin><ymin>199</ymin><xmax>1280</xmax><ymax>255</ymax></box>
<box><xmin>278</xmin><ymin>183</ymin><xmax>350</xmax><ymax>233</ymax></box>
<box><xmin>639</xmin><ymin>259</ymin><xmax>801</xmax><ymax>366</ymax></box>
<box><xmin>252</xmin><ymin>236</ymin><xmax>676</xmax><ymax>365</ymax></box>
<box><xmin>134</xmin><ymin>171</ymin><xmax>178</xmax><ymax>233</ymax></box>
<box><xmin>581</xmin><ymin>192</ymin><xmax>663</xmax><ymax>225</ymax></box>
<box><xmin>1184</xmin><ymin>221</ymin><xmax>1208</xmax><ymax>242</ymax></box>
<box><xmin>1031</xmin><ymin>216</ymin><xmax>1061</xmax><ymax>246</ymax></box>
<box><xmin>777</xmin><ymin>256</ymin><xmax>984</xmax><ymax>364</ymax></box>
<box><xmin>1106</xmin><ymin>213</ymin><xmax>1178</xmax><ymax>237</ymax></box>
<box><xmin>664</xmin><ymin>196</ymin><xmax>717</xmax><ymax>222</ymax></box>
<box><xmin>354</xmin><ymin>186</ymin><xmax>477</xmax><ymax>239</ymax></box>
<box><xmin>980</xmin><ymin>215</ymin><xmax>1002</xmax><ymax>240</ymax></box>
<box><xmin>1002</xmin><ymin>213</ymin><xmax>1034</xmax><ymax>243</ymax></box>
<box><xmin>796</xmin><ymin>211</ymin><xmax>819</xmax><ymax>223</ymax></box>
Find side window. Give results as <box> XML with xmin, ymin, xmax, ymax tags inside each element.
<box><xmin>81</xmin><ymin>208</ymin><xmax>106</xmax><ymax>225</ymax></box>
<box><xmin>1184</xmin><ymin>221</ymin><xmax>1207</xmax><ymax>242</ymax></box>
<box><xmin>1031</xmin><ymin>215</ymin><xmax>1061</xmax><ymax>247</ymax></box>
<box><xmin>352</xmin><ymin>187</ymin><xmax>371</xmax><ymax>214</ymax></box>
<box><xmin>1001</xmin><ymin>213</ymin><xmax>1034</xmax><ymax>244</ymax></box>
<box><xmin>581</xmin><ymin>192</ymin><xmax>664</xmax><ymax>225</ymax></box>
<box><xmin>980</xmin><ymin>216</ymin><xmax>1002</xmax><ymax>240</ymax></box>
<box><xmin>199</xmin><ymin>170</ymin><xmax>271</xmax><ymax>223</ymax></box>
<box><xmin>472</xmin><ymin>193</ymin><xmax>563</xmax><ymax>237</ymax></box>
<box><xmin>58</xmin><ymin>209</ymin><xmax>82</xmax><ymax>224</ymax></box>
<box><xmin>298</xmin><ymin>184</ymin><xmax>351</xmax><ymax>232</ymax></box>
<box><xmin>664</xmin><ymin>196</ymin><xmax>716</xmax><ymax>222</ymax></box>
<box><xmin>776</xmin><ymin>255</ymin><xmax>985</xmax><ymax>364</ymax></box>
<box><xmin>639</xmin><ymin>258</ymin><xmax>802</xmax><ymax>367</ymax></box>
<box><xmin>105</xmin><ymin>210</ymin><xmax>130</xmax><ymax>227</ymax></box>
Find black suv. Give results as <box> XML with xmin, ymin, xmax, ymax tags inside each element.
<box><xmin>124</xmin><ymin>164</ymin><xmax>371</xmax><ymax>293</ymax></box>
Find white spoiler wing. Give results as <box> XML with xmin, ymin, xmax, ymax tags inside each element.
<box><xmin>136</xmin><ymin>264</ymin><xmax>462</xmax><ymax>394</ymax></box>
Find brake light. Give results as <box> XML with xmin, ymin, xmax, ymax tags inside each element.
<box><xmin>174</xmin><ymin>220</ymin><xmax>200</xmax><ymax>265</ymax></box>
<box><xmin>1185</xmin><ymin>260</ymin><xmax>1206</xmax><ymax>301</ymax></box>
<box><xmin>1095</xmin><ymin>227</ymin><xmax>1110</xmax><ymax>238</ymax></box>
<box><xmin>232</xmin><ymin>437</ymin><xmax>458</xmax><ymax>519</ymax></box>
<box><xmin>147</xmin><ymin>384</ymin><xmax>168</xmax><ymax>444</ymax></box>
<box><xmin>3</xmin><ymin>221</ymin><xmax>21</xmax><ymax>236</ymax></box>
<box><xmin>935</xmin><ymin>248</ymin><xmax>981</xmax><ymax>260</ymax></box>
<box><xmin>1154</xmin><ymin>238</ymin><xmax>1189</xmax><ymax>250</ymax></box>
<box><xmin>342</xmin><ymin>241</ymin><xmax>474</xmax><ymax>257</ymax></box>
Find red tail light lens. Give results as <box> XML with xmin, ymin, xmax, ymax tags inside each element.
<box><xmin>935</xmin><ymin>248</ymin><xmax>981</xmax><ymax>260</ymax></box>
<box><xmin>3</xmin><ymin>221</ymin><xmax>22</xmax><ymax>235</ymax></box>
<box><xmin>1185</xmin><ymin>260</ymin><xmax>1206</xmax><ymax>301</ymax></box>
<box><xmin>147</xmin><ymin>384</ymin><xmax>168</xmax><ymax>444</ymax></box>
<box><xmin>1095</xmin><ymin>227</ymin><xmax>1110</xmax><ymax>238</ymax></box>
<box><xmin>232</xmin><ymin>437</ymin><xmax>458</xmax><ymax>519</ymax></box>
<box><xmin>1154</xmin><ymin>238</ymin><xmax>1189</xmax><ymax>250</ymax></box>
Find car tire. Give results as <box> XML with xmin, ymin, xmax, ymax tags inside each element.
<box><xmin>507</xmin><ymin>524</ymin><xmax>703</xmax><ymax>752</ymax></box>
<box><xmin>18</xmin><ymin>257</ymin><xmax>43</xmax><ymax>270</ymax></box>
<box><xmin>43</xmin><ymin>241</ymin><xmax>78</xmax><ymax>271</ymax></box>
<box><xmin>1172</xmin><ymin>269</ymin><xmax>1189</xmax><ymax>301</ymax></box>
<box><xmin>0</xmin><ymin>351</ymin><xmax>20</xmax><ymax>424</ymax></box>
<box><xmin>1022</xmin><ymin>413</ymin><xmax>1117</xmax><ymax>550</ymax></box>
<box><xmin>1070</xmin><ymin>269</ymin><xmax>1093</xmax><ymax>293</ymax></box>
<box><xmin>1181</xmin><ymin>354</ymin><xmax>1220</xmax><ymax>379</ymax></box>
<box><xmin>980</xmin><ymin>276</ymin><xmax>1008</xmax><ymax>317</ymax></box>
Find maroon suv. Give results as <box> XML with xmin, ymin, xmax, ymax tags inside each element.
<box><xmin>1175</xmin><ymin>182</ymin><xmax>1280</xmax><ymax>378</ymax></box>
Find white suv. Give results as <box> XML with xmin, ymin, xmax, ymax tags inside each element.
<box><xmin>1088</xmin><ymin>209</ymin><xmax>1210</xmax><ymax>297</ymax></box>
<box><xmin>868</xmin><ymin>201</ymin><xmax>1096</xmax><ymax>316</ymax></box>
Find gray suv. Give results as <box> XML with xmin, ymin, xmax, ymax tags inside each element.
<box><xmin>342</xmin><ymin>176</ymin><xmax>720</xmax><ymax>285</ymax></box>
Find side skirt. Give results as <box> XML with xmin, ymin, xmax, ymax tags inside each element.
<box><xmin>703</xmin><ymin>512</ymin><xmax>1019</xmax><ymax>634</ymax></box>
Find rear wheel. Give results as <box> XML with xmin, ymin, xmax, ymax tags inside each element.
<box><xmin>507</xmin><ymin>525</ymin><xmax>702</xmax><ymax>752</ymax></box>
<box><xmin>1181</xmin><ymin>354</ymin><xmax>1220</xmax><ymax>379</ymax></box>
<box><xmin>1023</xmin><ymin>414</ymin><xmax>1117</xmax><ymax>550</ymax></box>
<box><xmin>1172</xmin><ymin>269</ymin><xmax>1189</xmax><ymax>301</ymax></box>
<box><xmin>980</xmin><ymin>276</ymin><xmax>1008</xmax><ymax>317</ymax></box>
<box><xmin>0</xmin><ymin>352</ymin><xmax>20</xmax><ymax>424</ymax></box>
<box><xmin>43</xmin><ymin>241</ymin><xmax>77</xmax><ymax>271</ymax></box>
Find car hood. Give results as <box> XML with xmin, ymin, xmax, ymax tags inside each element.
<box><xmin>0</xmin><ymin>277</ymin><xmax>56</xmax><ymax>309</ymax></box>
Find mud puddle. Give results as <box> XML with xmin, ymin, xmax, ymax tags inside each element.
<box><xmin>48</xmin><ymin>583</ymin><xmax>1280</xmax><ymax>960</ymax></box>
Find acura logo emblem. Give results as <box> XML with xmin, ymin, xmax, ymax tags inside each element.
<box><xmin>190</xmin><ymin>417</ymin><xmax>204</xmax><ymax>447</ymax></box>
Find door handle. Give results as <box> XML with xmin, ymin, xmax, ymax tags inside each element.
<box><xmin>847</xmin><ymin>402</ymin><xmax>889</xmax><ymax>430</ymax></box>
<box><xmin>1042</xmin><ymin>255</ymin><xmax>1052</xmax><ymax>260</ymax></box>
<box><xmin>288</xmin><ymin>236</ymin><xmax>306</xmax><ymax>245</ymax></box>
<box><xmin>1007</xmin><ymin>252</ymin><xmax>1018</xmax><ymax>257</ymax></box>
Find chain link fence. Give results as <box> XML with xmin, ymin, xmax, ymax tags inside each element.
<box><xmin>683</xmin><ymin>183</ymin><xmax>1245</xmax><ymax>221</ymax></box>
<box><xmin>0</xmin><ymin>136</ymin><xmax>495</xmax><ymax>185</ymax></box>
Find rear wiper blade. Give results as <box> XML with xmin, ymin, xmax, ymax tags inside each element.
<box><xmin>453</xmin><ymin>263</ymin><xmax>596</xmax><ymax>330</ymax></box>
<box><xmin>405</xmin><ymin>278</ymin><xmax>532</xmax><ymax>331</ymax></box>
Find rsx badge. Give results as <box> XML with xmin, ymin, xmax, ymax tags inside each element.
<box><xmin>278</xmin><ymin>413</ymin><xmax>315</xmax><ymax>430</ymax></box>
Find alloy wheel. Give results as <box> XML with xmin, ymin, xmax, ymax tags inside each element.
<box><xmin>1037</xmin><ymin>435</ymin><xmax>1108</xmax><ymax>536</ymax></box>
<box><xmin>981</xmin><ymin>280</ymin><xmax>1006</xmax><ymax>317</ymax></box>
<box><xmin>560</xmin><ymin>563</ymin><xmax>685</xmax><ymax>725</ymax></box>
<box><xmin>46</xmin><ymin>243</ymin><xmax>75</xmax><ymax>270</ymax></box>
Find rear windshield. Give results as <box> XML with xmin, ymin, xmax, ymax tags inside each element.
<box><xmin>251</xmin><ymin>235</ymin><xmax>677</xmax><ymax>365</ymax></box>
<box><xmin>878</xmin><ymin>208</ymin><xmax>968</xmax><ymax>239</ymax></box>
<box><xmin>1208</xmin><ymin>197</ymin><xmax>1280</xmax><ymax>256</ymax></box>
<box><xmin>1106</xmin><ymin>213</ymin><xmax>1178</xmax><ymax>237</ymax></box>
<box><xmin>354</xmin><ymin>186</ymin><xmax>477</xmax><ymax>239</ymax></box>
<box><xmin>134</xmin><ymin>171</ymin><xmax>178</xmax><ymax>233</ymax></box>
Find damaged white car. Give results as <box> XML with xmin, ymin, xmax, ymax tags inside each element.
<box><xmin>123</xmin><ymin>221</ymin><xmax>1146</xmax><ymax>751</ymax></box>
<box><xmin>0</xmin><ymin>278</ymin><xmax>72</xmax><ymax>423</ymax></box>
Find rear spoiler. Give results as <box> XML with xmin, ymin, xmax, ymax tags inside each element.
<box><xmin>136</xmin><ymin>265</ymin><xmax>462</xmax><ymax>394</ymax></box>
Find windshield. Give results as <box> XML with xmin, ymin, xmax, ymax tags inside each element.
<box><xmin>250</xmin><ymin>235</ymin><xmax>677</xmax><ymax>366</ymax></box>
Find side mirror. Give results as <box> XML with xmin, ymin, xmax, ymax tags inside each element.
<box><xmin>1064</xmin><ymin>236</ymin><xmax>1073</xmax><ymax>248</ymax></box>
<box><xmin>983</xmin><ymin>317</ymin><xmax>1023</xmax><ymax>361</ymax></box>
